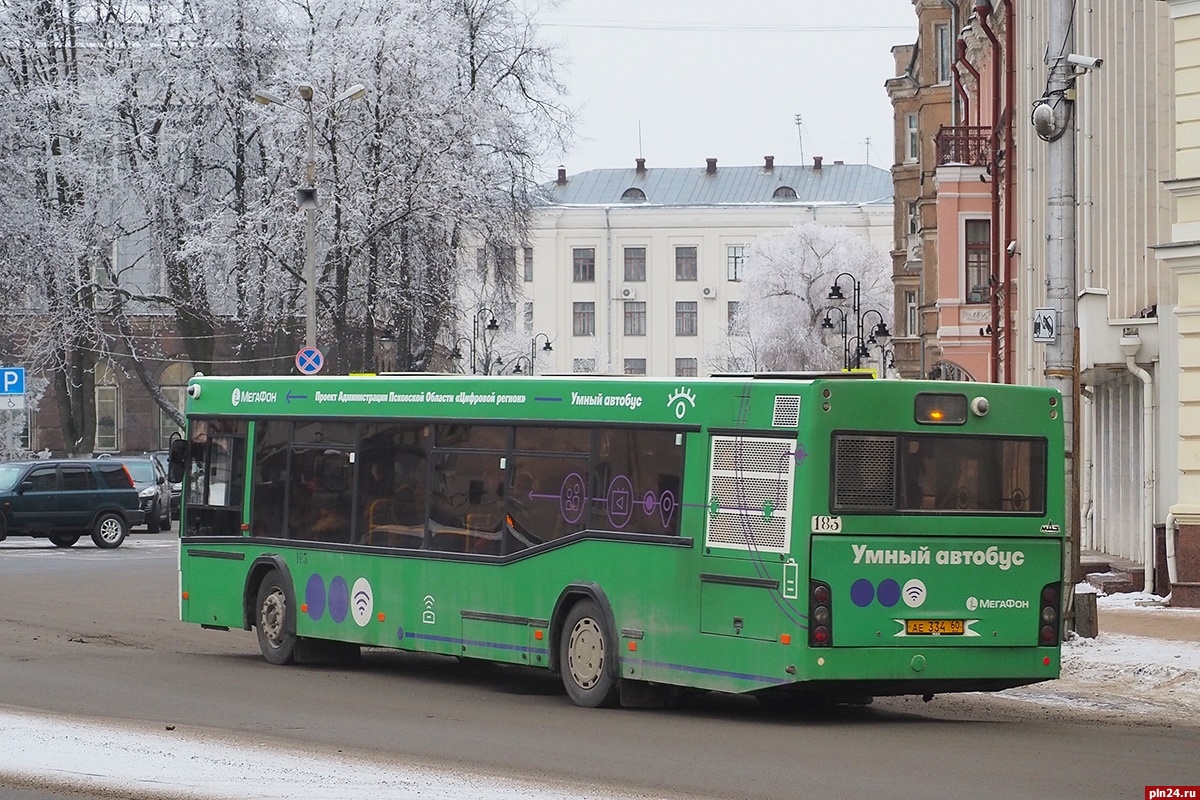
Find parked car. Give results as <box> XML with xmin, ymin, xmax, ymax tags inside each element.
<box><xmin>117</xmin><ymin>455</ymin><xmax>172</xmax><ymax>533</ymax></box>
<box><xmin>0</xmin><ymin>459</ymin><xmax>145</xmax><ymax>548</ymax></box>
<box><xmin>150</xmin><ymin>451</ymin><xmax>182</xmax><ymax>520</ymax></box>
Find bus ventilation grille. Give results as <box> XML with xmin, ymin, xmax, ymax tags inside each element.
<box><xmin>706</xmin><ymin>436</ymin><xmax>795</xmax><ymax>554</ymax></box>
<box><xmin>772</xmin><ymin>395</ymin><xmax>801</xmax><ymax>428</ymax></box>
<box><xmin>833</xmin><ymin>435</ymin><xmax>896</xmax><ymax>510</ymax></box>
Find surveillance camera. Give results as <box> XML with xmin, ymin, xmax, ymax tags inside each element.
<box><xmin>1066</xmin><ymin>53</ymin><xmax>1103</xmax><ymax>70</ymax></box>
<box><xmin>1031</xmin><ymin>101</ymin><xmax>1056</xmax><ymax>138</ymax></box>
<box><xmin>186</xmin><ymin>384</ymin><xmax>202</xmax><ymax>399</ymax></box>
<box><xmin>1006</xmin><ymin>240</ymin><xmax>1018</xmax><ymax>255</ymax></box>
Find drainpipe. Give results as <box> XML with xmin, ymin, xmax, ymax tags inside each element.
<box><xmin>1002</xmin><ymin>0</ymin><xmax>1016</xmax><ymax>382</ymax></box>
<box><xmin>976</xmin><ymin>0</ymin><xmax>1002</xmax><ymax>383</ymax></box>
<box><xmin>604</xmin><ymin>206</ymin><xmax>613</xmax><ymax>372</ymax></box>
<box><xmin>1121</xmin><ymin>331</ymin><xmax>1155</xmax><ymax>591</ymax></box>
<box><xmin>1080</xmin><ymin>385</ymin><xmax>1094</xmax><ymax>554</ymax></box>
<box><xmin>955</xmin><ymin>37</ymin><xmax>980</xmax><ymax>126</ymax></box>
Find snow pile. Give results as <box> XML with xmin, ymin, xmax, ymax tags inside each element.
<box><xmin>998</xmin><ymin>587</ymin><xmax>1200</xmax><ymax>717</ymax></box>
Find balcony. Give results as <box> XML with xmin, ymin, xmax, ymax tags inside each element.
<box><xmin>936</xmin><ymin>126</ymin><xmax>991</xmax><ymax>167</ymax></box>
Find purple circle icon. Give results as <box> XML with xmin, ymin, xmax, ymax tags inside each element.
<box><xmin>877</xmin><ymin>579</ymin><xmax>901</xmax><ymax>608</ymax></box>
<box><xmin>560</xmin><ymin>473</ymin><xmax>587</xmax><ymax>525</ymax></box>
<box><xmin>642</xmin><ymin>491</ymin><xmax>656</xmax><ymax>514</ymax></box>
<box><xmin>850</xmin><ymin>578</ymin><xmax>875</xmax><ymax>608</ymax></box>
<box><xmin>328</xmin><ymin>575</ymin><xmax>350</xmax><ymax>624</ymax></box>
<box><xmin>606</xmin><ymin>475</ymin><xmax>634</xmax><ymax>528</ymax></box>
<box><xmin>304</xmin><ymin>573</ymin><xmax>326</xmax><ymax>620</ymax></box>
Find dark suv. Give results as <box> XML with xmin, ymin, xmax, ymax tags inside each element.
<box><xmin>0</xmin><ymin>459</ymin><xmax>145</xmax><ymax>548</ymax></box>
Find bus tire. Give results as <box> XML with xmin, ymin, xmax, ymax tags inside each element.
<box><xmin>49</xmin><ymin>533</ymin><xmax>79</xmax><ymax>548</ymax></box>
<box><xmin>559</xmin><ymin>599</ymin><xmax>619</xmax><ymax>708</ymax></box>
<box><xmin>91</xmin><ymin>513</ymin><xmax>128</xmax><ymax>549</ymax></box>
<box><xmin>255</xmin><ymin>569</ymin><xmax>297</xmax><ymax>665</ymax></box>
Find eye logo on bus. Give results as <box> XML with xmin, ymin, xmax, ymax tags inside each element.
<box><xmin>667</xmin><ymin>387</ymin><xmax>697</xmax><ymax>419</ymax></box>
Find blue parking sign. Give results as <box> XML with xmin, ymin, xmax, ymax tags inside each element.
<box><xmin>0</xmin><ymin>366</ymin><xmax>25</xmax><ymax>396</ymax></box>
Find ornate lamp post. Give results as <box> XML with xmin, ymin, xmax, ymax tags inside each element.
<box><xmin>449</xmin><ymin>336</ymin><xmax>473</xmax><ymax>374</ymax></box>
<box><xmin>530</xmin><ymin>332</ymin><xmax>554</xmax><ymax>376</ymax></box>
<box><xmin>472</xmin><ymin>307</ymin><xmax>500</xmax><ymax>374</ymax></box>
<box><xmin>510</xmin><ymin>355</ymin><xmax>533</xmax><ymax>375</ymax></box>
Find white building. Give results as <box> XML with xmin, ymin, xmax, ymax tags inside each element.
<box><xmin>518</xmin><ymin>157</ymin><xmax>893</xmax><ymax>377</ymax></box>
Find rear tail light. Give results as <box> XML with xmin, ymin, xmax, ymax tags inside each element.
<box><xmin>1038</xmin><ymin>582</ymin><xmax>1060</xmax><ymax>645</ymax></box>
<box><xmin>809</xmin><ymin>580</ymin><xmax>833</xmax><ymax>647</ymax></box>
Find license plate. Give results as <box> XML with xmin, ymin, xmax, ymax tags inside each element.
<box><xmin>906</xmin><ymin>619</ymin><xmax>964</xmax><ymax>636</ymax></box>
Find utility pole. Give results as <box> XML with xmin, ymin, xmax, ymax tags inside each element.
<box><xmin>1044</xmin><ymin>0</ymin><xmax>1081</xmax><ymax>608</ymax></box>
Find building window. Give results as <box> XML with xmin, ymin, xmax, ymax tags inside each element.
<box><xmin>906</xmin><ymin>113</ymin><xmax>919</xmax><ymax>162</ymax></box>
<box><xmin>621</xmin><ymin>187</ymin><xmax>646</xmax><ymax>202</ymax></box>
<box><xmin>523</xmin><ymin>302</ymin><xmax>533</xmax><ymax>333</ymax></box>
<box><xmin>906</xmin><ymin>291</ymin><xmax>918</xmax><ymax>336</ymax></box>
<box><xmin>676</xmin><ymin>301</ymin><xmax>698</xmax><ymax>336</ymax></box>
<box><xmin>675</xmin><ymin>246</ymin><xmax>697</xmax><ymax>281</ymax></box>
<box><xmin>965</xmin><ymin>220</ymin><xmax>991</xmax><ymax>304</ymax></box>
<box><xmin>675</xmin><ymin>358</ymin><xmax>698</xmax><ymax>377</ymax></box>
<box><xmin>95</xmin><ymin>385</ymin><xmax>118</xmax><ymax>452</ymax></box>
<box><xmin>624</xmin><ymin>358</ymin><xmax>646</xmax><ymax>375</ymax></box>
<box><xmin>158</xmin><ymin>386</ymin><xmax>186</xmax><ymax>450</ymax></box>
<box><xmin>727</xmin><ymin>301</ymin><xmax>741</xmax><ymax>335</ymax></box>
<box><xmin>727</xmin><ymin>245</ymin><xmax>745</xmax><ymax>281</ymax></box>
<box><xmin>523</xmin><ymin>247</ymin><xmax>533</xmax><ymax>282</ymax></box>
<box><xmin>935</xmin><ymin>24</ymin><xmax>952</xmax><ymax>84</ymax></box>
<box><xmin>624</xmin><ymin>247</ymin><xmax>646</xmax><ymax>281</ymax></box>
<box><xmin>907</xmin><ymin>201</ymin><xmax>919</xmax><ymax>235</ymax></box>
<box><xmin>573</xmin><ymin>358</ymin><xmax>597</xmax><ymax>373</ymax></box>
<box><xmin>624</xmin><ymin>301</ymin><xmax>646</xmax><ymax>336</ymax></box>
<box><xmin>573</xmin><ymin>301</ymin><xmax>595</xmax><ymax>336</ymax></box>
<box><xmin>773</xmin><ymin>186</ymin><xmax>797</xmax><ymax>199</ymax></box>
<box><xmin>573</xmin><ymin>247</ymin><xmax>595</xmax><ymax>282</ymax></box>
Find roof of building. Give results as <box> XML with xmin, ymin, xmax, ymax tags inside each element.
<box><xmin>539</xmin><ymin>160</ymin><xmax>894</xmax><ymax>207</ymax></box>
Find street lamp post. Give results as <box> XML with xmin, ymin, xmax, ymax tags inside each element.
<box><xmin>826</xmin><ymin>273</ymin><xmax>892</xmax><ymax>370</ymax></box>
<box><xmin>473</xmin><ymin>308</ymin><xmax>500</xmax><ymax>374</ymax></box>
<box><xmin>449</xmin><ymin>336</ymin><xmax>473</xmax><ymax>373</ymax></box>
<box><xmin>510</xmin><ymin>355</ymin><xmax>533</xmax><ymax>375</ymax></box>
<box><xmin>819</xmin><ymin>307</ymin><xmax>850</xmax><ymax>369</ymax></box>
<box><xmin>253</xmin><ymin>82</ymin><xmax>367</xmax><ymax>351</ymax></box>
<box><xmin>530</xmin><ymin>333</ymin><xmax>553</xmax><ymax>376</ymax></box>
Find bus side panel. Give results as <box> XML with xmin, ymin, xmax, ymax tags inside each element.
<box><xmin>181</xmin><ymin>547</ymin><xmax>251</xmax><ymax>628</ymax></box>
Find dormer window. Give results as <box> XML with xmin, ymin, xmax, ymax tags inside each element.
<box><xmin>621</xmin><ymin>187</ymin><xmax>646</xmax><ymax>202</ymax></box>
<box><xmin>772</xmin><ymin>186</ymin><xmax>797</xmax><ymax>199</ymax></box>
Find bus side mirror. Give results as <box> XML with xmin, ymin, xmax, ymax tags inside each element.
<box><xmin>168</xmin><ymin>438</ymin><xmax>188</xmax><ymax>484</ymax></box>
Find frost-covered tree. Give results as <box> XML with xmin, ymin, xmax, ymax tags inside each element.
<box><xmin>714</xmin><ymin>221</ymin><xmax>891</xmax><ymax>373</ymax></box>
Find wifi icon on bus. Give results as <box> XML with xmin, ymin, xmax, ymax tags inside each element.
<box><xmin>902</xmin><ymin>579</ymin><xmax>927</xmax><ymax>608</ymax></box>
<box><xmin>351</xmin><ymin>577</ymin><xmax>373</xmax><ymax>627</ymax></box>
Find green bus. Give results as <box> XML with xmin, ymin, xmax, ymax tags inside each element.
<box><xmin>170</xmin><ymin>372</ymin><xmax>1065</xmax><ymax>708</ymax></box>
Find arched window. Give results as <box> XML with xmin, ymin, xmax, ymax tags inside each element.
<box><xmin>621</xmin><ymin>187</ymin><xmax>646</xmax><ymax>202</ymax></box>
<box><xmin>158</xmin><ymin>362</ymin><xmax>192</xmax><ymax>449</ymax></box>
<box><xmin>772</xmin><ymin>186</ymin><xmax>797</xmax><ymax>199</ymax></box>
<box><xmin>94</xmin><ymin>363</ymin><xmax>119</xmax><ymax>453</ymax></box>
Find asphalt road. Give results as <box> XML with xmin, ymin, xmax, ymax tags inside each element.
<box><xmin>1</xmin><ymin>532</ymin><xmax>1197</xmax><ymax>800</ymax></box>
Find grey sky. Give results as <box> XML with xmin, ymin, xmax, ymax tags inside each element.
<box><xmin>536</xmin><ymin>0</ymin><xmax>918</xmax><ymax>175</ymax></box>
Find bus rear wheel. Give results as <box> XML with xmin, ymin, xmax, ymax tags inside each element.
<box><xmin>255</xmin><ymin>569</ymin><xmax>296</xmax><ymax>665</ymax></box>
<box><xmin>559</xmin><ymin>599</ymin><xmax>619</xmax><ymax>708</ymax></box>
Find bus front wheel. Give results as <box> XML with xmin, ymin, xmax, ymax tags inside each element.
<box><xmin>559</xmin><ymin>599</ymin><xmax>619</xmax><ymax>708</ymax></box>
<box><xmin>255</xmin><ymin>569</ymin><xmax>296</xmax><ymax>665</ymax></box>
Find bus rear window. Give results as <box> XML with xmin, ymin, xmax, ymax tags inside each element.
<box><xmin>832</xmin><ymin>433</ymin><xmax>1046</xmax><ymax>514</ymax></box>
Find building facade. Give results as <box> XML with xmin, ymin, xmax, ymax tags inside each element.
<box><xmin>516</xmin><ymin>158</ymin><xmax>893</xmax><ymax>378</ymax></box>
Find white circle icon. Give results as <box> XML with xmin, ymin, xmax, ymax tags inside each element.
<box><xmin>902</xmin><ymin>579</ymin><xmax>927</xmax><ymax>608</ymax></box>
<box><xmin>966</xmin><ymin>596</ymin><xmax>979</xmax><ymax>612</ymax></box>
<box><xmin>351</xmin><ymin>577</ymin><xmax>373</xmax><ymax>627</ymax></box>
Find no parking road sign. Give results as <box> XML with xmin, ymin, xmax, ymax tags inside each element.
<box><xmin>295</xmin><ymin>347</ymin><xmax>324</xmax><ymax>375</ymax></box>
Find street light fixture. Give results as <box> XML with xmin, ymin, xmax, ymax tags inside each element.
<box><xmin>449</xmin><ymin>336</ymin><xmax>473</xmax><ymax>373</ymax></box>
<box><xmin>826</xmin><ymin>273</ymin><xmax>893</xmax><ymax>370</ymax></box>
<box><xmin>252</xmin><ymin>82</ymin><xmax>367</xmax><ymax>351</ymax></box>
<box><xmin>530</xmin><ymin>332</ymin><xmax>553</xmax><ymax>376</ymax></box>
<box><xmin>472</xmin><ymin>307</ymin><xmax>501</xmax><ymax>374</ymax></box>
<box><xmin>510</xmin><ymin>355</ymin><xmax>533</xmax><ymax>375</ymax></box>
